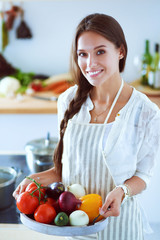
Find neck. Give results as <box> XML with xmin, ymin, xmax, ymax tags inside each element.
<box><xmin>90</xmin><ymin>76</ymin><xmax>122</xmax><ymax>105</ymax></box>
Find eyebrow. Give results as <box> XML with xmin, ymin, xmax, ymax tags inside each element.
<box><xmin>77</xmin><ymin>45</ymin><xmax>107</xmax><ymax>52</ymax></box>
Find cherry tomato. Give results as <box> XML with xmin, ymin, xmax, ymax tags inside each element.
<box><xmin>16</xmin><ymin>192</ymin><xmax>39</xmax><ymax>214</ymax></box>
<box><xmin>34</xmin><ymin>203</ymin><xmax>56</xmax><ymax>224</ymax></box>
<box><xmin>26</xmin><ymin>182</ymin><xmax>46</xmax><ymax>200</ymax></box>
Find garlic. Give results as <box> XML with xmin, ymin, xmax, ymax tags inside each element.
<box><xmin>69</xmin><ymin>210</ymin><xmax>89</xmax><ymax>226</ymax></box>
<box><xmin>67</xmin><ymin>183</ymin><xmax>86</xmax><ymax>198</ymax></box>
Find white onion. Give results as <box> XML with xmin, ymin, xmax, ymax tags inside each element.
<box><xmin>69</xmin><ymin>210</ymin><xmax>89</xmax><ymax>226</ymax></box>
<box><xmin>0</xmin><ymin>77</ymin><xmax>21</xmax><ymax>96</ymax></box>
<box><xmin>67</xmin><ymin>183</ymin><xmax>86</xmax><ymax>198</ymax></box>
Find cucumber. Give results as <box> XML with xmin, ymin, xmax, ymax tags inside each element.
<box><xmin>54</xmin><ymin>212</ymin><xmax>69</xmax><ymax>226</ymax></box>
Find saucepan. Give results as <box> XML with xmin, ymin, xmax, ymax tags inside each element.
<box><xmin>25</xmin><ymin>133</ymin><xmax>58</xmax><ymax>174</ymax></box>
<box><xmin>0</xmin><ymin>166</ymin><xmax>22</xmax><ymax>209</ymax></box>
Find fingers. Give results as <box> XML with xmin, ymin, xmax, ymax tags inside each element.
<box><xmin>99</xmin><ymin>198</ymin><xmax>112</xmax><ymax>215</ymax></box>
<box><xmin>100</xmin><ymin>202</ymin><xmax>120</xmax><ymax>218</ymax></box>
<box><xmin>13</xmin><ymin>184</ymin><xmax>25</xmax><ymax>200</ymax></box>
<box><xmin>99</xmin><ymin>190</ymin><xmax>122</xmax><ymax>218</ymax></box>
<box><xmin>12</xmin><ymin>186</ymin><xmax>20</xmax><ymax>200</ymax></box>
<box><xmin>99</xmin><ymin>199</ymin><xmax>119</xmax><ymax>218</ymax></box>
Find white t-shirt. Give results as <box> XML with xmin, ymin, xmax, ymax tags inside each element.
<box><xmin>57</xmin><ymin>84</ymin><xmax>160</xmax><ymax>188</ymax></box>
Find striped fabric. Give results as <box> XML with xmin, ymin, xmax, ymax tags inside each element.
<box><xmin>62</xmin><ymin>120</ymin><xmax>144</xmax><ymax>240</ymax></box>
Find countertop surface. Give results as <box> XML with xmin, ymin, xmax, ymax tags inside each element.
<box><xmin>0</xmin><ymin>83</ymin><xmax>160</xmax><ymax>114</ymax></box>
<box><xmin>0</xmin><ymin>224</ymin><xmax>65</xmax><ymax>240</ymax></box>
<box><xmin>1</xmin><ymin>223</ymin><xmax>160</xmax><ymax>240</ymax></box>
<box><xmin>0</xmin><ymin>91</ymin><xmax>57</xmax><ymax>114</ymax></box>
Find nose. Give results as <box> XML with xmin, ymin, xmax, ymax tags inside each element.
<box><xmin>87</xmin><ymin>54</ymin><xmax>97</xmax><ymax>68</ymax></box>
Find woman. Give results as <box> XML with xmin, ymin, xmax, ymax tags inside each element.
<box><xmin>13</xmin><ymin>13</ymin><xmax>160</xmax><ymax>240</ymax></box>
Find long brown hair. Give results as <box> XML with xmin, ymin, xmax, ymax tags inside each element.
<box><xmin>53</xmin><ymin>13</ymin><xmax>128</xmax><ymax>175</ymax></box>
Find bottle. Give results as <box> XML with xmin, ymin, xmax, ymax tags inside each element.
<box><xmin>148</xmin><ymin>43</ymin><xmax>160</xmax><ymax>88</ymax></box>
<box><xmin>153</xmin><ymin>44</ymin><xmax>160</xmax><ymax>89</ymax></box>
<box><xmin>141</xmin><ymin>40</ymin><xmax>152</xmax><ymax>85</ymax></box>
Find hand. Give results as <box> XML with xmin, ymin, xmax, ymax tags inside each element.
<box><xmin>13</xmin><ymin>177</ymin><xmax>33</xmax><ymax>200</ymax></box>
<box><xmin>99</xmin><ymin>187</ymin><xmax>124</xmax><ymax>218</ymax></box>
<box><xmin>13</xmin><ymin>168</ymin><xmax>61</xmax><ymax>200</ymax></box>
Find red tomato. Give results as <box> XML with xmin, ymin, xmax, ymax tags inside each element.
<box><xmin>16</xmin><ymin>192</ymin><xmax>39</xmax><ymax>214</ymax></box>
<box><xmin>30</xmin><ymin>82</ymin><xmax>43</xmax><ymax>91</ymax></box>
<box><xmin>45</xmin><ymin>198</ymin><xmax>61</xmax><ymax>213</ymax></box>
<box><xmin>26</xmin><ymin>182</ymin><xmax>46</xmax><ymax>200</ymax></box>
<box><xmin>34</xmin><ymin>203</ymin><xmax>56</xmax><ymax>224</ymax></box>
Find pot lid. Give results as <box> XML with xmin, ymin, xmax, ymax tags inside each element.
<box><xmin>25</xmin><ymin>133</ymin><xmax>58</xmax><ymax>155</ymax></box>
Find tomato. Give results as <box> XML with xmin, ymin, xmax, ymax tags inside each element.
<box><xmin>34</xmin><ymin>203</ymin><xmax>56</xmax><ymax>224</ymax></box>
<box><xmin>30</xmin><ymin>82</ymin><xmax>43</xmax><ymax>91</ymax></box>
<box><xmin>26</xmin><ymin>182</ymin><xmax>46</xmax><ymax>200</ymax></box>
<box><xmin>16</xmin><ymin>192</ymin><xmax>39</xmax><ymax>214</ymax></box>
<box><xmin>44</xmin><ymin>198</ymin><xmax>61</xmax><ymax>213</ymax></box>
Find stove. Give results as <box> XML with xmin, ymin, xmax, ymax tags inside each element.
<box><xmin>0</xmin><ymin>154</ymin><xmax>30</xmax><ymax>223</ymax></box>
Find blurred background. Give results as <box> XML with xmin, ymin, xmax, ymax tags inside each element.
<box><xmin>0</xmin><ymin>0</ymin><xmax>160</xmax><ymax>82</ymax></box>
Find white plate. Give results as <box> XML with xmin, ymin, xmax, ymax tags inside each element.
<box><xmin>20</xmin><ymin>213</ymin><xmax>108</xmax><ymax>236</ymax></box>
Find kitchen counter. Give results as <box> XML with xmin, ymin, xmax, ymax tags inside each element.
<box><xmin>149</xmin><ymin>96</ymin><xmax>160</xmax><ymax>108</ymax></box>
<box><xmin>0</xmin><ymin>89</ymin><xmax>160</xmax><ymax>114</ymax></box>
<box><xmin>0</xmin><ymin>91</ymin><xmax>57</xmax><ymax>114</ymax></box>
<box><xmin>0</xmin><ymin>224</ymin><xmax>65</xmax><ymax>240</ymax></box>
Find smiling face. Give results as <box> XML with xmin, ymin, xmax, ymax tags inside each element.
<box><xmin>77</xmin><ymin>31</ymin><xmax>123</xmax><ymax>87</ymax></box>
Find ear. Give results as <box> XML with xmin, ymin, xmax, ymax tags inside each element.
<box><xmin>119</xmin><ymin>45</ymin><xmax>125</xmax><ymax>60</ymax></box>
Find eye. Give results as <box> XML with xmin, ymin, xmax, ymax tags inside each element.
<box><xmin>97</xmin><ymin>49</ymin><xmax>105</xmax><ymax>55</ymax></box>
<box><xmin>78</xmin><ymin>52</ymin><xmax>87</xmax><ymax>57</ymax></box>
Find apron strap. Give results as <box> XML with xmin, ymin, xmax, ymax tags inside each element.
<box><xmin>104</xmin><ymin>78</ymin><xmax>124</xmax><ymax>124</ymax></box>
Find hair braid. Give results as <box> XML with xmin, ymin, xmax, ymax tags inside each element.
<box><xmin>53</xmin><ymin>82</ymin><xmax>92</xmax><ymax>176</ymax></box>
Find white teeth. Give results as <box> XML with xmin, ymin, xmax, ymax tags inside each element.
<box><xmin>88</xmin><ymin>70</ymin><xmax>101</xmax><ymax>76</ymax></box>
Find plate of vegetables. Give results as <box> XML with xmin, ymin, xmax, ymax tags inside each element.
<box><xmin>17</xmin><ymin>178</ymin><xmax>108</xmax><ymax>236</ymax></box>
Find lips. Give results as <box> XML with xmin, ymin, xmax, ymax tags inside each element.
<box><xmin>87</xmin><ymin>69</ymin><xmax>103</xmax><ymax>76</ymax></box>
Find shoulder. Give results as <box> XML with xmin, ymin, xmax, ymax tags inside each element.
<box><xmin>57</xmin><ymin>85</ymin><xmax>78</xmax><ymax>109</ymax></box>
<box><xmin>57</xmin><ymin>85</ymin><xmax>78</xmax><ymax>122</ymax></box>
<box><xmin>133</xmin><ymin>89</ymin><xmax>160</xmax><ymax>118</ymax></box>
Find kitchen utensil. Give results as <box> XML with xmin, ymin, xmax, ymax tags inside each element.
<box><xmin>20</xmin><ymin>213</ymin><xmax>108</xmax><ymax>236</ymax></box>
<box><xmin>25</xmin><ymin>133</ymin><xmax>58</xmax><ymax>173</ymax></box>
<box><xmin>31</xmin><ymin>96</ymin><xmax>58</xmax><ymax>101</ymax></box>
<box><xmin>92</xmin><ymin>214</ymin><xmax>101</xmax><ymax>225</ymax></box>
<box><xmin>0</xmin><ymin>166</ymin><xmax>22</xmax><ymax>209</ymax></box>
<box><xmin>16</xmin><ymin>7</ymin><xmax>32</xmax><ymax>39</ymax></box>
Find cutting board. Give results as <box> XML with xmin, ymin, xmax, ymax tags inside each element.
<box><xmin>0</xmin><ymin>91</ymin><xmax>57</xmax><ymax>114</ymax></box>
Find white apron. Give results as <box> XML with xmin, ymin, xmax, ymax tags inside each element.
<box><xmin>62</xmin><ymin>79</ymin><xmax>144</xmax><ymax>240</ymax></box>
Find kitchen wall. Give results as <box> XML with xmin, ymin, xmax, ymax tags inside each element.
<box><xmin>0</xmin><ymin>0</ymin><xmax>160</xmax><ymax>82</ymax></box>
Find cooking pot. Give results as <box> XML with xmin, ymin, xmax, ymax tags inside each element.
<box><xmin>25</xmin><ymin>133</ymin><xmax>58</xmax><ymax>173</ymax></box>
<box><xmin>0</xmin><ymin>167</ymin><xmax>21</xmax><ymax>209</ymax></box>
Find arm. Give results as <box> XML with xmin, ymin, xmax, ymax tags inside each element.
<box><xmin>13</xmin><ymin>167</ymin><xmax>61</xmax><ymax>200</ymax></box>
<box><xmin>100</xmin><ymin>109</ymin><xmax>160</xmax><ymax>218</ymax></box>
<box><xmin>99</xmin><ymin>176</ymin><xmax>146</xmax><ymax>217</ymax></box>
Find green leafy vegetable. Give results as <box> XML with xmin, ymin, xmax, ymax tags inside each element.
<box><xmin>11</xmin><ymin>69</ymin><xmax>35</xmax><ymax>87</ymax></box>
